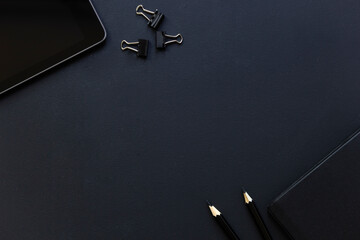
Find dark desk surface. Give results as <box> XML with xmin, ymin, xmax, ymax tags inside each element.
<box><xmin>1</xmin><ymin>0</ymin><xmax>360</xmax><ymax>239</ymax></box>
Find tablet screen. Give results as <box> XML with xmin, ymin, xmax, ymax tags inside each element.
<box><xmin>0</xmin><ymin>0</ymin><xmax>105</xmax><ymax>94</ymax></box>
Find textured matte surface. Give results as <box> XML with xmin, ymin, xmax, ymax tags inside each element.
<box><xmin>1</xmin><ymin>0</ymin><xmax>360</xmax><ymax>239</ymax></box>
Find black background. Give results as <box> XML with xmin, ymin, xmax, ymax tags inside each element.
<box><xmin>1</xmin><ymin>0</ymin><xmax>360</xmax><ymax>239</ymax></box>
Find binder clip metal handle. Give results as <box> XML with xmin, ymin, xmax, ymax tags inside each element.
<box><xmin>121</xmin><ymin>39</ymin><xmax>149</xmax><ymax>58</ymax></box>
<box><xmin>156</xmin><ymin>31</ymin><xmax>183</xmax><ymax>49</ymax></box>
<box><xmin>136</xmin><ymin>5</ymin><xmax>164</xmax><ymax>29</ymax></box>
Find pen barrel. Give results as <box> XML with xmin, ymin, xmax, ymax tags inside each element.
<box><xmin>247</xmin><ymin>202</ymin><xmax>272</xmax><ymax>240</ymax></box>
<box><xmin>216</xmin><ymin>215</ymin><xmax>241</xmax><ymax>240</ymax></box>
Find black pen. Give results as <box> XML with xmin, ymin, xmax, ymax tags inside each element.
<box><xmin>207</xmin><ymin>201</ymin><xmax>241</xmax><ymax>240</ymax></box>
<box><xmin>242</xmin><ymin>189</ymin><xmax>272</xmax><ymax>240</ymax></box>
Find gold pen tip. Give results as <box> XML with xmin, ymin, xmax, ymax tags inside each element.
<box><xmin>208</xmin><ymin>205</ymin><xmax>221</xmax><ymax>217</ymax></box>
<box><xmin>243</xmin><ymin>191</ymin><xmax>253</xmax><ymax>204</ymax></box>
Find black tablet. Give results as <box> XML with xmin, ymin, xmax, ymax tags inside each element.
<box><xmin>0</xmin><ymin>0</ymin><xmax>106</xmax><ymax>94</ymax></box>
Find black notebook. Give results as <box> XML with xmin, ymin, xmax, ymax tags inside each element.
<box><xmin>268</xmin><ymin>130</ymin><xmax>360</xmax><ymax>240</ymax></box>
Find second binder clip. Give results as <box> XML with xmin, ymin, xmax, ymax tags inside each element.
<box><xmin>155</xmin><ymin>31</ymin><xmax>183</xmax><ymax>49</ymax></box>
<box><xmin>136</xmin><ymin>5</ymin><xmax>164</xmax><ymax>30</ymax></box>
<box><xmin>121</xmin><ymin>39</ymin><xmax>149</xmax><ymax>58</ymax></box>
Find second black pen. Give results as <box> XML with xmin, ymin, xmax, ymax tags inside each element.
<box><xmin>242</xmin><ymin>188</ymin><xmax>272</xmax><ymax>240</ymax></box>
<box><xmin>207</xmin><ymin>201</ymin><xmax>241</xmax><ymax>240</ymax></box>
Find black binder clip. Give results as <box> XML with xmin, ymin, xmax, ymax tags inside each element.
<box><xmin>121</xmin><ymin>39</ymin><xmax>149</xmax><ymax>58</ymax></box>
<box><xmin>155</xmin><ymin>31</ymin><xmax>183</xmax><ymax>49</ymax></box>
<box><xmin>136</xmin><ymin>5</ymin><xmax>164</xmax><ymax>30</ymax></box>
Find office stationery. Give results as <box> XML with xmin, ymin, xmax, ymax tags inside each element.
<box><xmin>268</xmin><ymin>129</ymin><xmax>360</xmax><ymax>240</ymax></box>
<box><xmin>0</xmin><ymin>0</ymin><xmax>106</xmax><ymax>95</ymax></box>
<box><xmin>207</xmin><ymin>201</ymin><xmax>241</xmax><ymax>240</ymax></box>
<box><xmin>136</xmin><ymin>5</ymin><xmax>164</xmax><ymax>29</ymax></box>
<box><xmin>242</xmin><ymin>189</ymin><xmax>272</xmax><ymax>240</ymax></box>
<box><xmin>155</xmin><ymin>31</ymin><xmax>184</xmax><ymax>49</ymax></box>
<box><xmin>121</xmin><ymin>39</ymin><xmax>149</xmax><ymax>58</ymax></box>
